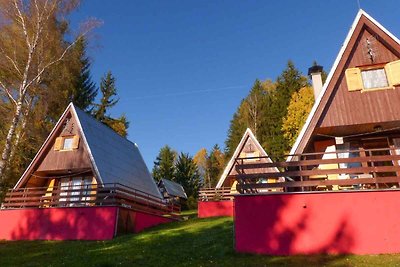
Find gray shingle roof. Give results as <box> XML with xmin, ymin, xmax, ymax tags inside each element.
<box><xmin>159</xmin><ymin>178</ymin><xmax>187</xmax><ymax>199</ymax></box>
<box><xmin>73</xmin><ymin>105</ymin><xmax>162</xmax><ymax>199</ymax></box>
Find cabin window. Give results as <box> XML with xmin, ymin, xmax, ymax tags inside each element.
<box><xmin>361</xmin><ymin>68</ymin><xmax>389</xmax><ymax>89</ymax></box>
<box><xmin>62</xmin><ymin>137</ymin><xmax>74</xmax><ymax>150</ymax></box>
<box><xmin>54</xmin><ymin>135</ymin><xmax>79</xmax><ymax>151</ymax></box>
<box><xmin>59</xmin><ymin>177</ymin><xmax>95</xmax><ymax>206</ymax></box>
<box><xmin>345</xmin><ymin>60</ymin><xmax>400</xmax><ymax>92</ymax></box>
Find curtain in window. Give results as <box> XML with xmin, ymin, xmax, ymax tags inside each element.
<box><xmin>59</xmin><ymin>178</ymin><xmax>69</xmax><ymax>204</ymax></box>
<box><xmin>70</xmin><ymin>179</ymin><xmax>82</xmax><ymax>206</ymax></box>
<box><xmin>361</xmin><ymin>69</ymin><xmax>388</xmax><ymax>89</ymax></box>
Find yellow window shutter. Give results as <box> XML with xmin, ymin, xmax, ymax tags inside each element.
<box><xmin>385</xmin><ymin>60</ymin><xmax>400</xmax><ymax>86</ymax></box>
<box><xmin>54</xmin><ymin>137</ymin><xmax>63</xmax><ymax>151</ymax></box>
<box><xmin>72</xmin><ymin>135</ymin><xmax>80</xmax><ymax>149</ymax></box>
<box><xmin>345</xmin><ymin>68</ymin><xmax>363</xmax><ymax>91</ymax></box>
<box><xmin>45</xmin><ymin>179</ymin><xmax>55</xmax><ymax>197</ymax></box>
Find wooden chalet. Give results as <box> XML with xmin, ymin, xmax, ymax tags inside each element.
<box><xmin>0</xmin><ymin>103</ymin><xmax>179</xmax><ymax>240</ymax></box>
<box><xmin>234</xmin><ymin>11</ymin><xmax>400</xmax><ymax>256</ymax></box>
<box><xmin>158</xmin><ymin>178</ymin><xmax>187</xmax><ymax>203</ymax></box>
<box><xmin>199</xmin><ymin>128</ymin><xmax>282</xmax><ymax>202</ymax></box>
<box><xmin>234</xmin><ymin>10</ymin><xmax>400</xmax><ymax>193</ymax></box>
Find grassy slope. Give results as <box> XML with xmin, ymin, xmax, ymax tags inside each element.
<box><xmin>0</xmin><ymin>211</ymin><xmax>400</xmax><ymax>267</ymax></box>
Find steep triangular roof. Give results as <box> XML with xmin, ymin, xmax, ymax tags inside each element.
<box><xmin>15</xmin><ymin>103</ymin><xmax>162</xmax><ymax>198</ymax></box>
<box><xmin>288</xmin><ymin>10</ymin><xmax>400</xmax><ymax>160</ymax></box>
<box><xmin>216</xmin><ymin>128</ymin><xmax>278</xmax><ymax>188</ymax></box>
<box><xmin>159</xmin><ymin>178</ymin><xmax>187</xmax><ymax>199</ymax></box>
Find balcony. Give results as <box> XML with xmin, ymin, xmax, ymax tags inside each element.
<box><xmin>2</xmin><ymin>183</ymin><xmax>181</xmax><ymax>219</ymax></box>
<box><xmin>199</xmin><ymin>147</ymin><xmax>400</xmax><ymax>199</ymax></box>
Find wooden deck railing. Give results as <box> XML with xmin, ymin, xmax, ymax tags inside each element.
<box><xmin>234</xmin><ymin>147</ymin><xmax>400</xmax><ymax>193</ymax></box>
<box><xmin>1</xmin><ymin>183</ymin><xmax>181</xmax><ymax>219</ymax></box>
<box><xmin>198</xmin><ymin>187</ymin><xmax>235</xmax><ymax>201</ymax></box>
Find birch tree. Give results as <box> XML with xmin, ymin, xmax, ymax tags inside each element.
<box><xmin>0</xmin><ymin>0</ymin><xmax>98</xmax><ymax>180</ymax></box>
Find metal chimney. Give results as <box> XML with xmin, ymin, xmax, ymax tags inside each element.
<box><xmin>308</xmin><ymin>65</ymin><xmax>324</xmax><ymax>99</ymax></box>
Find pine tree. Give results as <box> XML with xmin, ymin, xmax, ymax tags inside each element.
<box><xmin>152</xmin><ymin>145</ymin><xmax>177</xmax><ymax>182</ymax></box>
<box><xmin>267</xmin><ymin>60</ymin><xmax>308</xmax><ymax>159</ymax></box>
<box><xmin>225</xmin><ymin>104</ymin><xmax>247</xmax><ymax>158</ymax></box>
<box><xmin>92</xmin><ymin>71</ymin><xmax>129</xmax><ymax>136</ymax></box>
<box><xmin>175</xmin><ymin>153</ymin><xmax>202</xmax><ymax>198</ymax></box>
<box><xmin>93</xmin><ymin>71</ymin><xmax>118</xmax><ymax>121</ymax></box>
<box><xmin>71</xmin><ymin>38</ymin><xmax>97</xmax><ymax>111</ymax></box>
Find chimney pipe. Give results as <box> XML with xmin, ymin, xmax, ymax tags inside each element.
<box><xmin>308</xmin><ymin>65</ymin><xmax>323</xmax><ymax>99</ymax></box>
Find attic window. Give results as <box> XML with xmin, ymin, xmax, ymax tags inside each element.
<box><xmin>361</xmin><ymin>68</ymin><xmax>389</xmax><ymax>89</ymax></box>
<box><xmin>63</xmin><ymin>137</ymin><xmax>74</xmax><ymax>150</ymax></box>
<box><xmin>54</xmin><ymin>136</ymin><xmax>79</xmax><ymax>151</ymax></box>
<box><xmin>345</xmin><ymin>60</ymin><xmax>400</xmax><ymax>92</ymax></box>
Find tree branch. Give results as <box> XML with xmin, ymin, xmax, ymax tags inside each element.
<box><xmin>13</xmin><ymin>0</ymin><xmax>31</xmax><ymax>50</ymax></box>
<box><xmin>24</xmin><ymin>32</ymin><xmax>90</xmax><ymax>92</ymax></box>
<box><xmin>0</xmin><ymin>79</ymin><xmax>17</xmax><ymax>106</ymax></box>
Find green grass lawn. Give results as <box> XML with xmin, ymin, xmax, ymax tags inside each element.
<box><xmin>0</xmin><ymin>210</ymin><xmax>399</xmax><ymax>267</ymax></box>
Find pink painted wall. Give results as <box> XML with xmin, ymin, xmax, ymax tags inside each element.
<box><xmin>235</xmin><ymin>190</ymin><xmax>400</xmax><ymax>255</ymax></box>
<box><xmin>0</xmin><ymin>207</ymin><xmax>117</xmax><ymax>241</ymax></box>
<box><xmin>132</xmin><ymin>210</ymin><xmax>174</xmax><ymax>233</ymax></box>
<box><xmin>198</xmin><ymin>200</ymin><xmax>233</xmax><ymax>218</ymax></box>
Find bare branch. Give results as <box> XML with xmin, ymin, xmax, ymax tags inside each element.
<box><xmin>13</xmin><ymin>0</ymin><xmax>31</xmax><ymax>50</ymax></box>
<box><xmin>24</xmin><ymin>32</ymin><xmax>85</xmax><ymax>91</ymax></box>
<box><xmin>0</xmin><ymin>48</ymin><xmax>22</xmax><ymax>76</ymax></box>
<box><xmin>0</xmin><ymin>79</ymin><xmax>17</xmax><ymax>106</ymax></box>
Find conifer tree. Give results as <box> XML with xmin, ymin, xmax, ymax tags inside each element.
<box><xmin>71</xmin><ymin>38</ymin><xmax>97</xmax><ymax>111</ymax></box>
<box><xmin>267</xmin><ymin>60</ymin><xmax>308</xmax><ymax>159</ymax></box>
<box><xmin>93</xmin><ymin>71</ymin><xmax>118</xmax><ymax>121</ymax></box>
<box><xmin>92</xmin><ymin>71</ymin><xmax>129</xmax><ymax>136</ymax></box>
<box><xmin>152</xmin><ymin>145</ymin><xmax>177</xmax><ymax>182</ymax></box>
<box><xmin>175</xmin><ymin>153</ymin><xmax>202</xmax><ymax>198</ymax></box>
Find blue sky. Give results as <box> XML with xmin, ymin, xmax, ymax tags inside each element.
<box><xmin>70</xmin><ymin>0</ymin><xmax>400</xmax><ymax>168</ymax></box>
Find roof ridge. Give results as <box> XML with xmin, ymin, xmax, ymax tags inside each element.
<box><xmin>71</xmin><ymin>103</ymin><xmax>137</xmax><ymax>148</ymax></box>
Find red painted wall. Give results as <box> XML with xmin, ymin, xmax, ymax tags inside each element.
<box><xmin>198</xmin><ymin>201</ymin><xmax>233</xmax><ymax>218</ymax></box>
<box><xmin>235</xmin><ymin>190</ymin><xmax>400</xmax><ymax>255</ymax></box>
<box><xmin>132</xmin><ymin>210</ymin><xmax>173</xmax><ymax>233</ymax></box>
<box><xmin>0</xmin><ymin>207</ymin><xmax>117</xmax><ymax>241</ymax></box>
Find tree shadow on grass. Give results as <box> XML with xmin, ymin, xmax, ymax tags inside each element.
<box><xmin>0</xmin><ymin>214</ymin><xmax>389</xmax><ymax>267</ymax></box>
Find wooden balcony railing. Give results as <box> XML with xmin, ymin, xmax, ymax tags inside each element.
<box><xmin>234</xmin><ymin>147</ymin><xmax>400</xmax><ymax>193</ymax></box>
<box><xmin>1</xmin><ymin>183</ymin><xmax>181</xmax><ymax>219</ymax></box>
<box><xmin>198</xmin><ymin>187</ymin><xmax>235</xmax><ymax>202</ymax></box>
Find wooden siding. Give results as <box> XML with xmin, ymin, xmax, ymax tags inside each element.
<box><xmin>295</xmin><ymin>14</ymin><xmax>400</xmax><ymax>155</ymax></box>
<box><xmin>36</xmin><ymin>115</ymin><xmax>92</xmax><ymax>172</ymax></box>
<box><xmin>318</xmin><ymin>27</ymin><xmax>400</xmax><ymax>128</ymax></box>
<box><xmin>222</xmin><ymin>135</ymin><xmax>277</xmax><ymax>187</ymax></box>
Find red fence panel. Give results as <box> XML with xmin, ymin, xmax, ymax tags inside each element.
<box><xmin>198</xmin><ymin>200</ymin><xmax>233</xmax><ymax>218</ymax></box>
<box><xmin>235</xmin><ymin>190</ymin><xmax>400</xmax><ymax>255</ymax></box>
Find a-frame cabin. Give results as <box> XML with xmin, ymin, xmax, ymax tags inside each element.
<box><xmin>13</xmin><ymin>102</ymin><xmax>162</xmax><ymax>199</ymax></box>
<box><xmin>234</xmin><ymin>11</ymin><xmax>400</xmax><ymax>256</ymax></box>
<box><xmin>229</xmin><ymin>10</ymin><xmax>400</xmax><ymax>192</ymax></box>
<box><xmin>198</xmin><ymin>128</ymin><xmax>280</xmax><ymax>218</ymax></box>
<box><xmin>216</xmin><ymin>128</ymin><xmax>281</xmax><ymax>191</ymax></box>
<box><xmin>290</xmin><ymin>9</ymin><xmax>400</xmax><ymax>160</ymax></box>
<box><xmin>0</xmin><ymin>103</ymin><xmax>179</xmax><ymax>240</ymax></box>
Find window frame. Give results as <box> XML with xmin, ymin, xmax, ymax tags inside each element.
<box><xmin>61</xmin><ymin>136</ymin><xmax>74</xmax><ymax>151</ymax></box>
<box><xmin>359</xmin><ymin>63</ymin><xmax>391</xmax><ymax>92</ymax></box>
<box><xmin>58</xmin><ymin>176</ymin><xmax>95</xmax><ymax>206</ymax></box>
